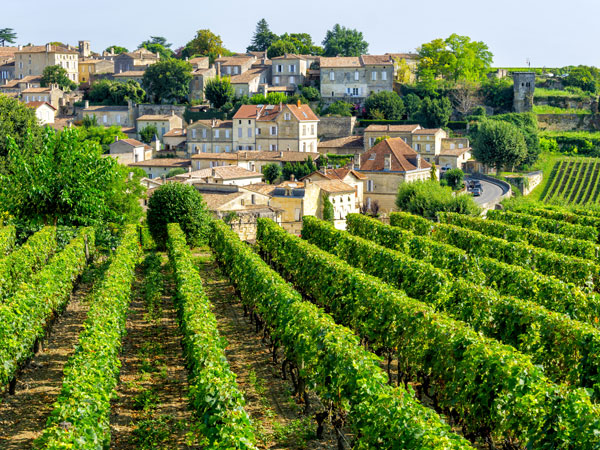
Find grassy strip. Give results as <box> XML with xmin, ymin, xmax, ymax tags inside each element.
<box><xmin>34</xmin><ymin>225</ymin><xmax>140</xmax><ymax>448</ymax></box>
<box><xmin>167</xmin><ymin>223</ymin><xmax>258</xmax><ymax>449</ymax></box>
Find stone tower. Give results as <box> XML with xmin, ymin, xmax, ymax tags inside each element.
<box><xmin>78</xmin><ymin>40</ymin><xmax>91</xmax><ymax>58</ymax></box>
<box><xmin>512</xmin><ymin>72</ymin><xmax>535</xmax><ymax>113</ymax></box>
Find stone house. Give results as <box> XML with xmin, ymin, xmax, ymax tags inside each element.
<box><xmin>21</xmin><ymin>86</ymin><xmax>63</xmax><ymax>108</ymax></box>
<box><xmin>356</xmin><ymin>138</ymin><xmax>431</xmax><ymax>212</ymax></box>
<box><xmin>317</xmin><ymin>135</ymin><xmax>363</xmax><ymax>157</ymax></box>
<box><xmin>189</xmin><ymin>67</ymin><xmax>216</xmax><ymax>102</ymax></box>
<box><xmin>0</xmin><ymin>61</ymin><xmax>15</xmax><ymax>84</ymax></box>
<box><xmin>187</xmin><ymin>119</ymin><xmax>233</xmax><ymax>155</ymax></box>
<box><xmin>162</xmin><ymin>128</ymin><xmax>187</xmax><ymax>151</ymax></box>
<box><xmin>188</xmin><ymin>57</ymin><xmax>209</xmax><ymax>69</ymax></box>
<box><xmin>230</xmin><ymin>67</ymin><xmax>270</xmax><ymax>97</ymax></box>
<box><xmin>232</xmin><ymin>102</ymin><xmax>319</xmax><ymax>152</ymax></box>
<box><xmin>26</xmin><ymin>101</ymin><xmax>56</xmax><ymax>125</ymax></box>
<box><xmin>313</xmin><ymin>179</ymin><xmax>360</xmax><ymax>230</ymax></box>
<box><xmin>129</xmin><ymin>158</ymin><xmax>191</xmax><ymax>179</ymax></box>
<box><xmin>113</xmin><ymin>71</ymin><xmax>145</xmax><ymax>84</ymax></box>
<box><xmin>78</xmin><ymin>59</ymin><xmax>114</xmax><ymax>84</ymax></box>
<box><xmin>302</xmin><ymin>167</ymin><xmax>366</xmax><ymax>209</ymax></box>
<box><xmin>15</xmin><ymin>44</ymin><xmax>79</xmax><ymax>82</ymax></box>
<box><xmin>270</xmin><ymin>54</ymin><xmax>316</xmax><ymax>91</ymax></box>
<box><xmin>363</xmin><ymin>124</ymin><xmax>422</xmax><ymax>150</ymax></box>
<box><xmin>109</xmin><ymin>138</ymin><xmax>153</xmax><ymax>164</ymax></box>
<box><xmin>0</xmin><ymin>75</ymin><xmax>41</xmax><ymax>94</ymax></box>
<box><xmin>386</xmin><ymin>53</ymin><xmax>419</xmax><ymax>83</ymax></box>
<box><xmin>438</xmin><ymin>137</ymin><xmax>472</xmax><ymax>170</ymax></box>
<box><xmin>82</xmin><ymin>104</ymin><xmax>131</xmax><ymax>127</ymax></box>
<box><xmin>136</xmin><ymin>112</ymin><xmax>184</xmax><ymax>141</ymax></box>
<box><xmin>319</xmin><ymin>55</ymin><xmax>394</xmax><ymax>105</ymax></box>
<box><xmin>214</xmin><ymin>55</ymin><xmax>257</xmax><ymax>77</ymax></box>
<box><xmin>191</xmin><ymin>150</ymin><xmax>320</xmax><ymax>172</ymax></box>
<box><xmin>114</xmin><ymin>48</ymin><xmax>159</xmax><ymax>73</ymax></box>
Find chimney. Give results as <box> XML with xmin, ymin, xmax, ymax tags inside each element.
<box><xmin>290</xmin><ymin>174</ymin><xmax>295</xmax><ymax>182</ymax></box>
<box><xmin>216</xmin><ymin>62</ymin><xmax>221</xmax><ymax>77</ymax></box>
<box><xmin>211</xmin><ymin>118</ymin><xmax>216</xmax><ymax>127</ymax></box>
<box><xmin>279</xmin><ymin>151</ymin><xmax>283</xmax><ymax>157</ymax></box>
<box><xmin>356</xmin><ymin>154</ymin><xmax>361</xmax><ymax>169</ymax></box>
<box><xmin>185</xmin><ymin>57</ymin><xmax>189</xmax><ymax>61</ymax></box>
<box><xmin>188</xmin><ymin>165</ymin><xmax>192</xmax><ymax>178</ymax></box>
<box><xmin>297</xmin><ymin>99</ymin><xmax>301</xmax><ymax>108</ymax></box>
<box><xmin>156</xmin><ymin>52</ymin><xmax>160</xmax><ymax>59</ymax></box>
<box><xmin>18</xmin><ymin>45</ymin><xmax>22</xmax><ymax>51</ymax></box>
<box><xmin>416</xmin><ymin>154</ymin><xmax>421</xmax><ymax>169</ymax></box>
<box><xmin>384</xmin><ymin>154</ymin><xmax>391</xmax><ymax>170</ymax></box>
<box><xmin>84</xmin><ymin>100</ymin><xmax>89</xmax><ymax>108</ymax></box>
<box><xmin>211</xmin><ymin>167</ymin><xmax>216</xmax><ymax>177</ymax></box>
<box><xmin>111</xmin><ymin>47</ymin><xmax>115</xmax><ymax>55</ymax></box>
<box><xmin>171</xmin><ymin>110</ymin><xmax>175</xmax><ymax>116</ymax></box>
<box><xmin>114</xmin><ymin>135</ymin><xmax>119</xmax><ymax>142</ymax></box>
<box><xmin>46</xmin><ymin>43</ymin><xmax>51</xmax><ymax>52</ymax></box>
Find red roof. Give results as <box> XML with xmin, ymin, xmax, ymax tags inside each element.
<box><xmin>233</xmin><ymin>103</ymin><xmax>318</xmax><ymax>122</ymax></box>
<box><xmin>359</xmin><ymin>138</ymin><xmax>431</xmax><ymax>172</ymax></box>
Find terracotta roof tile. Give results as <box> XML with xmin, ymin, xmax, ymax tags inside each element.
<box><xmin>163</xmin><ymin>128</ymin><xmax>187</xmax><ymax>137</ymax></box>
<box><xmin>137</xmin><ymin>114</ymin><xmax>178</xmax><ymax>121</ymax></box>
<box><xmin>319</xmin><ymin>57</ymin><xmax>361</xmax><ymax>68</ymax></box>
<box><xmin>360</xmin><ymin>55</ymin><xmax>393</xmax><ymax>66</ymax></box>
<box><xmin>16</xmin><ymin>45</ymin><xmax>78</xmax><ymax>55</ymax></box>
<box><xmin>359</xmin><ymin>138</ymin><xmax>431</xmax><ymax>172</ymax></box>
<box><xmin>230</xmin><ymin>67</ymin><xmax>268</xmax><ymax>84</ymax></box>
<box><xmin>413</xmin><ymin>128</ymin><xmax>444</xmax><ymax>135</ymax></box>
<box><xmin>129</xmin><ymin>158</ymin><xmax>191</xmax><ymax>168</ymax></box>
<box><xmin>364</xmin><ymin>124</ymin><xmax>421</xmax><ymax>132</ymax></box>
<box><xmin>313</xmin><ymin>179</ymin><xmax>355</xmax><ymax>193</ymax></box>
<box><xmin>174</xmin><ymin>165</ymin><xmax>262</xmax><ymax>180</ymax></box>
<box><xmin>318</xmin><ymin>135</ymin><xmax>363</xmax><ymax>150</ymax></box>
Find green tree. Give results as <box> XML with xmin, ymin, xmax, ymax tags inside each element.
<box><xmin>0</xmin><ymin>128</ymin><xmax>144</xmax><ymax>230</ymax></box>
<box><xmin>430</xmin><ymin>162</ymin><xmax>438</xmax><ymax>181</ymax></box>
<box><xmin>165</xmin><ymin>168</ymin><xmax>187</xmax><ymax>178</ymax></box>
<box><xmin>0</xmin><ymin>95</ymin><xmax>42</xmax><ymax>161</ymax></box>
<box><xmin>417</xmin><ymin>34</ymin><xmax>492</xmax><ymax>83</ymax></box>
<box><xmin>480</xmin><ymin>77</ymin><xmax>513</xmax><ymax>111</ymax></box>
<box><xmin>267</xmin><ymin>39</ymin><xmax>298</xmax><ymax>58</ymax></box>
<box><xmin>139</xmin><ymin>125</ymin><xmax>158</xmax><ymax>144</ymax></box>
<box><xmin>364</xmin><ymin>91</ymin><xmax>405</xmax><ymax>120</ymax></box>
<box><xmin>443</xmin><ymin>168</ymin><xmax>464</xmax><ymax>190</ymax></box>
<box><xmin>322</xmin><ymin>194</ymin><xmax>334</xmax><ymax>223</ymax></box>
<box><xmin>489</xmin><ymin>112</ymin><xmax>540</xmax><ymax>167</ymax></box>
<box><xmin>262</xmin><ymin>163</ymin><xmax>282</xmax><ymax>184</ymax></box>
<box><xmin>247</xmin><ymin>19</ymin><xmax>278</xmax><ymax>52</ymax></box>
<box><xmin>325</xmin><ymin>100</ymin><xmax>353</xmax><ymax>116</ymax></box>
<box><xmin>404</xmin><ymin>93</ymin><xmax>422</xmax><ymax>120</ymax></box>
<box><xmin>272</xmin><ymin>33</ymin><xmax>323</xmax><ymax>56</ymax></box>
<box><xmin>104</xmin><ymin>45</ymin><xmax>128</xmax><ymax>54</ymax></box>
<box><xmin>147</xmin><ymin>182</ymin><xmax>210</xmax><ymax>249</ymax></box>
<box><xmin>87</xmin><ymin>79</ymin><xmax>146</xmax><ymax>105</ymax></box>
<box><xmin>300</xmin><ymin>86</ymin><xmax>321</xmax><ymax>101</ymax></box>
<box><xmin>0</xmin><ymin>28</ymin><xmax>16</xmax><ymax>47</ymax></box>
<box><xmin>183</xmin><ymin>29</ymin><xmax>230</xmax><ymax>61</ymax></box>
<box><xmin>564</xmin><ymin>66</ymin><xmax>600</xmax><ymax>93</ymax></box>
<box><xmin>142</xmin><ymin>59</ymin><xmax>192</xmax><ymax>103</ymax></box>
<box><xmin>374</xmin><ymin>135</ymin><xmax>391</xmax><ymax>145</ymax></box>
<box><xmin>418</xmin><ymin>97</ymin><xmax>452</xmax><ymax>128</ymax></box>
<box><xmin>395</xmin><ymin>180</ymin><xmax>479</xmax><ymax>218</ymax></box>
<box><xmin>322</xmin><ymin>24</ymin><xmax>368</xmax><ymax>57</ymax></box>
<box><xmin>40</xmin><ymin>65</ymin><xmax>76</xmax><ymax>91</ymax></box>
<box><xmin>77</xmin><ymin>125</ymin><xmax>127</xmax><ymax>153</ymax></box>
<box><xmin>393</xmin><ymin>57</ymin><xmax>412</xmax><ymax>84</ymax></box>
<box><xmin>472</xmin><ymin>119</ymin><xmax>528</xmax><ymax>172</ymax></box>
<box><xmin>205</xmin><ymin>76</ymin><xmax>234</xmax><ymax>108</ymax></box>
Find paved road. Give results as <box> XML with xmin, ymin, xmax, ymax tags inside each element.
<box><xmin>465</xmin><ymin>177</ymin><xmax>504</xmax><ymax>206</ymax></box>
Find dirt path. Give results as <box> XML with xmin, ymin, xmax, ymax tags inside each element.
<box><xmin>195</xmin><ymin>248</ymin><xmax>338</xmax><ymax>450</ymax></box>
<box><xmin>0</xmin><ymin>258</ymin><xmax>108</xmax><ymax>450</ymax></box>
<box><xmin>109</xmin><ymin>254</ymin><xmax>194</xmax><ymax>450</ymax></box>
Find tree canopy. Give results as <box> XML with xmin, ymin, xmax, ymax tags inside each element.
<box><xmin>140</xmin><ymin>36</ymin><xmax>174</xmax><ymax>60</ymax></box>
<box><xmin>139</xmin><ymin>125</ymin><xmax>158</xmax><ymax>145</ymax></box>
<box><xmin>142</xmin><ymin>59</ymin><xmax>192</xmax><ymax>104</ymax></box>
<box><xmin>104</xmin><ymin>45</ymin><xmax>128</xmax><ymax>54</ymax></box>
<box><xmin>204</xmin><ymin>76</ymin><xmax>234</xmax><ymax>109</ymax></box>
<box><xmin>0</xmin><ymin>127</ymin><xmax>144</xmax><ymax>230</ymax></box>
<box><xmin>563</xmin><ymin>66</ymin><xmax>600</xmax><ymax>93</ymax></box>
<box><xmin>0</xmin><ymin>95</ymin><xmax>42</xmax><ymax>163</ymax></box>
<box><xmin>417</xmin><ymin>96</ymin><xmax>452</xmax><ymax>128</ymax></box>
<box><xmin>364</xmin><ymin>91</ymin><xmax>405</xmax><ymax>120</ymax></box>
<box><xmin>0</xmin><ymin>28</ymin><xmax>16</xmax><ymax>47</ymax></box>
<box><xmin>472</xmin><ymin>119</ymin><xmax>528</xmax><ymax>172</ymax></box>
<box><xmin>87</xmin><ymin>79</ymin><xmax>146</xmax><ymax>105</ymax></box>
<box><xmin>395</xmin><ymin>180</ymin><xmax>480</xmax><ymax>219</ymax></box>
<box><xmin>267</xmin><ymin>32</ymin><xmax>323</xmax><ymax>58</ymax></box>
<box><xmin>324</xmin><ymin>100</ymin><xmax>353</xmax><ymax>117</ymax></box>
<box><xmin>182</xmin><ymin>29</ymin><xmax>230</xmax><ymax>61</ymax></box>
<box><xmin>247</xmin><ymin>19</ymin><xmax>278</xmax><ymax>52</ymax></box>
<box><xmin>40</xmin><ymin>65</ymin><xmax>77</xmax><ymax>91</ymax></box>
<box><xmin>262</xmin><ymin>163</ymin><xmax>281</xmax><ymax>184</ymax></box>
<box><xmin>322</xmin><ymin>24</ymin><xmax>368</xmax><ymax>57</ymax></box>
<box><xmin>77</xmin><ymin>124</ymin><xmax>127</xmax><ymax>152</ymax></box>
<box><xmin>417</xmin><ymin>34</ymin><xmax>493</xmax><ymax>83</ymax></box>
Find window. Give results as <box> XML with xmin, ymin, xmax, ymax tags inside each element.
<box><xmin>192</xmin><ymin>129</ymin><xmax>197</xmax><ymax>139</ymax></box>
<box><xmin>368</xmin><ymin>154</ymin><xmax>375</xmax><ymax>160</ymax></box>
<box><xmin>251</xmin><ymin>194</ymin><xmax>256</xmax><ymax>205</ymax></box>
<box><xmin>450</xmin><ymin>143</ymin><xmax>455</xmax><ymax>149</ymax></box>
<box><xmin>270</xmin><ymin>144</ymin><xmax>278</xmax><ymax>150</ymax></box>
<box><xmin>238</xmin><ymin>128</ymin><xmax>242</xmax><ymax>137</ymax></box>
<box><xmin>161</xmin><ymin>127</ymin><xmax>166</xmax><ymax>136</ymax></box>
<box><xmin>202</xmin><ymin>129</ymin><xmax>206</xmax><ymax>138</ymax></box>
<box><xmin>247</xmin><ymin>128</ymin><xmax>252</xmax><ymax>137</ymax></box>
<box><xmin>329</xmin><ymin>71</ymin><xmax>334</xmax><ymax>81</ymax></box>
<box><xmin>256</xmin><ymin>127</ymin><xmax>261</xmax><ymax>135</ymax></box>
<box><xmin>352</xmin><ymin>87</ymin><xmax>359</xmax><ymax>96</ymax></box>
<box><xmin>238</xmin><ymin>88</ymin><xmax>243</xmax><ymax>95</ymax></box>
<box><xmin>103</xmin><ymin>114</ymin><xmax>107</xmax><ymax>124</ymax></box>
<box><xmin>226</xmin><ymin>67</ymin><xmax>231</xmax><ymax>74</ymax></box>
<box><xmin>289</xmin><ymin>64</ymin><xmax>296</xmax><ymax>73</ymax></box>
<box><xmin>369</xmin><ymin>137</ymin><xmax>374</xmax><ymax>147</ymax></box>
<box><xmin>215</xmin><ymin>145</ymin><xmax>220</xmax><ymax>153</ymax></box>
<box><xmin>257</xmin><ymin>144</ymin><xmax>262</xmax><ymax>150</ymax></box>
<box><xmin>458</xmin><ymin>143</ymin><xmax>464</xmax><ymax>149</ymax></box>
<box><xmin>270</xmin><ymin>126</ymin><xmax>277</xmax><ymax>136</ymax></box>
<box><xmin>276</xmin><ymin>65</ymin><xmax>283</xmax><ymax>73</ymax></box>
<box><xmin>425</xmin><ymin>144</ymin><xmax>431</xmax><ymax>152</ymax></box>
<box><xmin>290</xmin><ymin>76</ymin><xmax>295</xmax><ymax>85</ymax></box>
<box><xmin>382</xmin><ymin>71</ymin><xmax>387</xmax><ymax>81</ymax></box>
<box><xmin>226</xmin><ymin>130</ymin><xmax>230</xmax><ymax>138</ymax></box>
<box><xmin>367</xmin><ymin>180</ymin><xmax>374</xmax><ymax>192</ymax></box>
<box><xmin>202</xmin><ymin>143</ymin><xmax>207</xmax><ymax>152</ymax></box>
<box><xmin>234</xmin><ymin>67</ymin><xmax>239</xmax><ymax>74</ymax></box>
<box><xmin>415</xmin><ymin>143</ymin><xmax>421</xmax><ymax>151</ymax></box>
<box><xmin>294</xmin><ymin>208</ymin><xmax>301</xmax><ymax>221</ymax></box>
<box><xmin>302</xmin><ymin>125</ymin><xmax>306</xmax><ymax>136</ymax></box>
<box><xmin>225</xmin><ymin>145</ymin><xmax>230</xmax><ymax>152</ymax></box>
<box><xmin>354</xmin><ymin>70</ymin><xmax>359</xmax><ymax>81</ymax></box>
<box><xmin>274</xmin><ymin>76</ymin><xmax>280</xmax><ymax>84</ymax></box>
<box><xmin>284</xmin><ymin>113</ymin><xmax>291</xmax><ymax>120</ymax></box>
<box><xmin>371</xmin><ymin>71</ymin><xmax>377</xmax><ymax>81</ymax></box>
<box><xmin>116</xmin><ymin>115</ymin><xmax>121</xmax><ymax>124</ymax></box>
<box><xmin>302</xmin><ymin>142</ymin><xmax>307</xmax><ymax>151</ymax></box>
<box><xmin>215</xmin><ymin>130</ymin><xmax>220</xmax><ymax>138</ymax></box>
<box><xmin>238</xmin><ymin>120</ymin><xmax>242</xmax><ymax>124</ymax></box>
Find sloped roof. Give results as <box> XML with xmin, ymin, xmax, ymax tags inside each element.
<box><xmin>114</xmin><ymin>138</ymin><xmax>150</xmax><ymax>149</ymax></box>
<box><xmin>318</xmin><ymin>135</ymin><xmax>363</xmax><ymax>150</ymax></box>
<box><xmin>364</xmin><ymin>124</ymin><xmax>421</xmax><ymax>133</ymax></box>
<box><xmin>22</xmin><ymin>87</ymin><xmax>52</xmax><ymax>93</ymax></box>
<box><xmin>113</xmin><ymin>70</ymin><xmax>144</xmax><ymax>77</ymax></box>
<box><xmin>440</xmin><ymin>147</ymin><xmax>471</xmax><ymax>156</ymax></box>
<box><xmin>137</xmin><ymin>114</ymin><xmax>178</xmax><ymax>121</ymax></box>
<box><xmin>233</xmin><ymin>103</ymin><xmax>318</xmax><ymax>122</ymax></box>
<box><xmin>175</xmin><ymin>165</ymin><xmax>262</xmax><ymax>180</ymax></box>
<box><xmin>25</xmin><ymin>101</ymin><xmax>56</xmax><ymax>110</ymax></box>
<box><xmin>242</xmin><ymin>183</ymin><xmax>277</xmax><ymax>196</ymax></box>
<box><xmin>319</xmin><ymin>57</ymin><xmax>361</xmax><ymax>68</ymax></box>
<box><xmin>129</xmin><ymin>158</ymin><xmax>191</xmax><ymax>168</ymax></box>
<box><xmin>414</xmin><ymin>128</ymin><xmax>444</xmax><ymax>135</ymax></box>
<box><xmin>163</xmin><ymin>128</ymin><xmax>186</xmax><ymax>137</ymax></box>
<box><xmin>359</xmin><ymin>138</ymin><xmax>431</xmax><ymax>172</ymax></box>
<box><xmin>16</xmin><ymin>45</ymin><xmax>78</xmax><ymax>55</ymax></box>
<box><xmin>360</xmin><ymin>55</ymin><xmax>393</xmax><ymax>66</ymax></box>
<box><xmin>230</xmin><ymin>67</ymin><xmax>267</xmax><ymax>84</ymax></box>
<box><xmin>313</xmin><ymin>179</ymin><xmax>355</xmax><ymax>193</ymax></box>
<box><xmin>287</xmin><ymin>103</ymin><xmax>319</xmax><ymax>121</ymax></box>
<box><xmin>189</xmin><ymin>119</ymin><xmax>232</xmax><ymax>129</ymax></box>
<box><xmin>201</xmin><ymin>192</ymin><xmax>245</xmax><ymax>210</ymax></box>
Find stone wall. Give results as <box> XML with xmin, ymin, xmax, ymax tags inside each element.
<box><xmin>534</xmin><ymin>97</ymin><xmax>594</xmax><ymax>110</ymax></box>
<box><xmin>537</xmin><ymin>114</ymin><xmax>600</xmax><ymax>131</ymax></box>
<box><xmin>504</xmin><ymin>170</ymin><xmax>543</xmax><ymax>196</ymax></box>
<box><xmin>317</xmin><ymin>116</ymin><xmax>356</xmax><ymax>139</ymax></box>
<box><xmin>216</xmin><ymin>209</ymin><xmax>281</xmax><ymax>242</ymax></box>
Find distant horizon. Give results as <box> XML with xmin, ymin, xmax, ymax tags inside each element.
<box><xmin>4</xmin><ymin>0</ymin><xmax>599</xmax><ymax>68</ymax></box>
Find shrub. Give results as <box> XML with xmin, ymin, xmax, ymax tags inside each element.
<box><xmin>147</xmin><ymin>183</ymin><xmax>210</xmax><ymax>249</ymax></box>
<box><xmin>444</xmin><ymin>168</ymin><xmax>465</xmax><ymax>190</ymax></box>
<box><xmin>395</xmin><ymin>180</ymin><xmax>479</xmax><ymax>218</ymax></box>
<box><xmin>364</xmin><ymin>91</ymin><xmax>404</xmax><ymax>120</ymax></box>
<box><xmin>324</xmin><ymin>100</ymin><xmax>353</xmax><ymax>117</ymax></box>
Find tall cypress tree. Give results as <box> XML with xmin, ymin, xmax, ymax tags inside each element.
<box><xmin>247</xmin><ymin>19</ymin><xmax>277</xmax><ymax>52</ymax></box>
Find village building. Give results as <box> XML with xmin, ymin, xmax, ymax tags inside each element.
<box><xmin>317</xmin><ymin>135</ymin><xmax>364</xmax><ymax>157</ymax></box>
<box><xmin>169</xmin><ymin>165</ymin><xmax>264</xmax><ymax>186</ymax></box>
<box><xmin>109</xmin><ymin>138</ymin><xmax>153</xmax><ymax>164</ymax></box>
<box><xmin>187</xmin><ymin>119</ymin><xmax>233</xmax><ymax>155</ymax></box>
<box><xmin>356</xmin><ymin>138</ymin><xmax>431</xmax><ymax>212</ymax></box>
<box><xmin>189</xmin><ymin>67</ymin><xmax>216</xmax><ymax>102</ymax></box>
<box><xmin>136</xmin><ymin>112</ymin><xmax>184</xmax><ymax>141</ymax></box>
<box><xmin>78</xmin><ymin>59</ymin><xmax>114</xmax><ymax>84</ymax></box>
<box><xmin>114</xmin><ymin>48</ymin><xmax>159</xmax><ymax>73</ymax></box>
<box><xmin>129</xmin><ymin>158</ymin><xmax>191</xmax><ymax>179</ymax></box>
<box><xmin>26</xmin><ymin>101</ymin><xmax>56</xmax><ymax>125</ymax></box>
<box><xmin>270</xmin><ymin>54</ymin><xmax>317</xmax><ymax>92</ymax></box>
<box><xmin>15</xmin><ymin>44</ymin><xmax>79</xmax><ymax>82</ymax></box>
<box><xmin>21</xmin><ymin>86</ymin><xmax>63</xmax><ymax>109</ymax></box>
<box><xmin>191</xmin><ymin>150</ymin><xmax>320</xmax><ymax>172</ymax></box>
<box><xmin>82</xmin><ymin>104</ymin><xmax>131</xmax><ymax>127</ymax></box>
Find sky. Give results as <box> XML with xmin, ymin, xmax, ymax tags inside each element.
<box><xmin>3</xmin><ymin>0</ymin><xmax>599</xmax><ymax>68</ymax></box>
